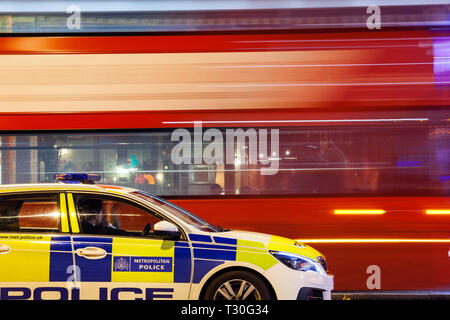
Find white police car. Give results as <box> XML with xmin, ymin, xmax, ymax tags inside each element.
<box><xmin>0</xmin><ymin>173</ymin><xmax>333</xmax><ymax>300</ymax></box>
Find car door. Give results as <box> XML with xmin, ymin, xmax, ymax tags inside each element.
<box><xmin>66</xmin><ymin>192</ymin><xmax>192</xmax><ymax>300</ymax></box>
<box><xmin>0</xmin><ymin>192</ymin><xmax>75</xmax><ymax>300</ymax></box>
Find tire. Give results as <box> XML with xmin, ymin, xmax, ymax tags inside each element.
<box><xmin>203</xmin><ymin>270</ymin><xmax>273</xmax><ymax>300</ymax></box>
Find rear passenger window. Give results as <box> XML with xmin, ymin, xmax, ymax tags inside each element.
<box><xmin>0</xmin><ymin>194</ymin><xmax>60</xmax><ymax>232</ymax></box>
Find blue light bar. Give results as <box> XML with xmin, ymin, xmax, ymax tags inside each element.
<box><xmin>55</xmin><ymin>173</ymin><xmax>101</xmax><ymax>184</ymax></box>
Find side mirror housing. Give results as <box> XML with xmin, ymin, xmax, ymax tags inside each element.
<box><xmin>154</xmin><ymin>221</ymin><xmax>180</xmax><ymax>240</ymax></box>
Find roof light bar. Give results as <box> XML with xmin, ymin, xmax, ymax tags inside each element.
<box><xmin>55</xmin><ymin>173</ymin><xmax>101</xmax><ymax>184</ymax></box>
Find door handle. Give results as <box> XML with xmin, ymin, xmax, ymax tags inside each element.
<box><xmin>0</xmin><ymin>243</ymin><xmax>11</xmax><ymax>254</ymax></box>
<box><xmin>75</xmin><ymin>246</ymin><xmax>107</xmax><ymax>259</ymax></box>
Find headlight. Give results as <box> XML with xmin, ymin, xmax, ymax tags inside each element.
<box><xmin>269</xmin><ymin>250</ymin><xmax>318</xmax><ymax>272</ymax></box>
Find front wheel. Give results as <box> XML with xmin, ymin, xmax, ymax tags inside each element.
<box><xmin>203</xmin><ymin>270</ymin><xmax>273</xmax><ymax>300</ymax></box>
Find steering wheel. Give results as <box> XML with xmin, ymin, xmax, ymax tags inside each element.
<box><xmin>141</xmin><ymin>223</ymin><xmax>152</xmax><ymax>236</ymax></box>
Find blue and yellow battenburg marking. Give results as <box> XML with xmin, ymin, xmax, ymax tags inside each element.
<box><xmin>190</xmin><ymin>234</ymin><xmax>236</xmax><ymax>283</ymax></box>
<box><xmin>0</xmin><ymin>233</ymin><xmax>190</xmax><ymax>284</ymax></box>
<box><xmin>188</xmin><ymin>234</ymin><xmax>278</xmax><ymax>283</ymax></box>
<box><xmin>59</xmin><ymin>236</ymin><xmax>192</xmax><ymax>284</ymax></box>
<box><xmin>65</xmin><ymin>234</ymin><xmax>277</xmax><ymax>285</ymax></box>
<box><xmin>0</xmin><ymin>232</ymin><xmax>286</xmax><ymax>286</ymax></box>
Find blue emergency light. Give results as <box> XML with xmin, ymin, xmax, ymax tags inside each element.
<box><xmin>55</xmin><ymin>173</ymin><xmax>101</xmax><ymax>184</ymax></box>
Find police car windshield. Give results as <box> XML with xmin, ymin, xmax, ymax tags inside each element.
<box><xmin>131</xmin><ymin>191</ymin><xmax>221</xmax><ymax>232</ymax></box>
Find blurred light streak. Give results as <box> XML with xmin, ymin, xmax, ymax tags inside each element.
<box><xmin>295</xmin><ymin>239</ymin><xmax>450</xmax><ymax>243</ymax></box>
<box><xmin>433</xmin><ymin>37</ymin><xmax>450</xmax><ymax>83</ymax></box>
<box><xmin>0</xmin><ymin>37</ymin><xmax>444</xmax><ymax>112</ymax></box>
<box><xmin>163</xmin><ymin>118</ymin><xmax>429</xmax><ymax>124</ymax></box>
<box><xmin>396</xmin><ymin>161</ymin><xmax>421</xmax><ymax>167</ymax></box>
<box><xmin>205</xmin><ymin>82</ymin><xmax>448</xmax><ymax>87</ymax></box>
<box><xmin>235</xmin><ymin>37</ymin><xmax>437</xmax><ymax>43</ymax></box>
<box><xmin>426</xmin><ymin>210</ymin><xmax>450</xmax><ymax>215</ymax></box>
<box><xmin>38</xmin><ymin>166</ymin><xmax>405</xmax><ymax>174</ymax></box>
<box><xmin>334</xmin><ymin>209</ymin><xmax>386</xmax><ymax>215</ymax></box>
<box><xmin>238</xmin><ymin>45</ymin><xmax>425</xmax><ymax>50</ymax></box>
<box><xmin>205</xmin><ymin>62</ymin><xmax>438</xmax><ymax>68</ymax></box>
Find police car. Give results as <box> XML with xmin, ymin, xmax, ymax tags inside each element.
<box><xmin>0</xmin><ymin>173</ymin><xmax>333</xmax><ymax>300</ymax></box>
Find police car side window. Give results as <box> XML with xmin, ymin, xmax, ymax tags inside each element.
<box><xmin>0</xmin><ymin>194</ymin><xmax>60</xmax><ymax>232</ymax></box>
<box><xmin>75</xmin><ymin>195</ymin><xmax>162</xmax><ymax>237</ymax></box>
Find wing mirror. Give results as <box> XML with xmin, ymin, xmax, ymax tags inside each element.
<box><xmin>154</xmin><ymin>221</ymin><xmax>180</xmax><ymax>240</ymax></box>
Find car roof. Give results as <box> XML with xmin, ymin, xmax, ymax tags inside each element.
<box><xmin>0</xmin><ymin>183</ymin><xmax>138</xmax><ymax>195</ymax></box>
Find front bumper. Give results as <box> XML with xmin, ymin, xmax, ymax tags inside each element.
<box><xmin>264</xmin><ymin>262</ymin><xmax>334</xmax><ymax>300</ymax></box>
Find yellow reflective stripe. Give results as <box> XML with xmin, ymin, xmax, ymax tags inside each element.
<box><xmin>59</xmin><ymin>193</ymin><xmax>70</xmax><ymax>233</ymax></box>
<box><xmin>267</xmin><ymin>235</ymin><xmax>320</xmax><ymax>260</ymax></box>
<box><xmin>236</xmin><ymin>239</ymin><xmax>276</xmax><ymax>270</ymax></box>
<box><xmin>0</xmin><ymin>187</ymin><xmax>64</xmax><ymax>193</ymax></box>
<box><xmin>105</xmin><ymin>189</ymin><xmax>126</xmax><ymax>196</ymax></box>
<box><xmin>237</xmin><ymin>239</ymin><xmax>266</xmax><ymax>249</ymax></box>
<box><xmin>67</xmin><ymin>193</ymin><xmax>80</xmax><ymax>233</ymax></box>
